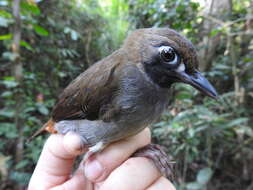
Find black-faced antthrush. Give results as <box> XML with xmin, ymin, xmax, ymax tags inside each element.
<box><xmin>31</xmin><ymin>28</ymin><xmax>218</xmax><ymax>179</ymax></box>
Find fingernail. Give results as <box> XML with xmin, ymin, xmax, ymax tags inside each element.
<box><xmin>85</xmin><ymin>160</ymin><xmax>103</xmax><ymax>180</ymax></box>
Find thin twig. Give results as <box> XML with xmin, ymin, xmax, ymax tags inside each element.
<box><xmin>201</xmin><ymin>14</ymin><xmax>253</xmax><ymax>27</ymax></box>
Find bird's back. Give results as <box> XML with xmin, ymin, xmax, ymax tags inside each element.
<box><xmin>52</xmin><ymin>50</ymin><xmax>124</xmax><ymax>122</ymax></box>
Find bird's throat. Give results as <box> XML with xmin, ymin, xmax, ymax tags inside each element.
<box><xmin>143</xmin><ymin>64</ymin><xmax>175</xmax><ymax>89</ymax></box>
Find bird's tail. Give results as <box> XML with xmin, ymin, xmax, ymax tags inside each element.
<box><xmin>26</xmin><ymin>119</ymin><xmax>57</xmax><ymax>143</ymax></box>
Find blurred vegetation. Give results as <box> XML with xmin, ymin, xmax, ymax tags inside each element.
<box><xmin>0</xmin><ymin>0</ymin><xmax>252</xmax><ymax>189</ymax></box>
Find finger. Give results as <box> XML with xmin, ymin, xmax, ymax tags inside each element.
<box><xmin>50</xmin><ymin>166</ymin><xmax>91</xmax><ymax>190</ymax></box>
<box><xmin>146</xmin><ymin>177</ymin><xmax>176</xmax><ymax>190</ymax></box>
<box><xmin>28</xmin><ymin>132</ymin><xmax>87</xmax><ymax>189</ymax></box>
<box><xmin>84</xmin><ymin>128</ymin><xmax>151</xmax><ymax>182</ymax></box>
<box><xmin>99</xmin><ymin>157</ymin><xmax>161</xmax><ymax>190</ymax></box>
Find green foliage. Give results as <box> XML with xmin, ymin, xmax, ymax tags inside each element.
<box><xmin>186</xmin><ymin>168</ymin><xmax>213</xmax><ymax>189</ymax></box>
<box><xmin>128</xmin><ymin>0</ymin><xmax>201</xmax><ymax>39</ymax></box>
<box><xmin>33</xmin><ymin>24</ymin><xmax>49</xmax><ymax>36</ymax></box>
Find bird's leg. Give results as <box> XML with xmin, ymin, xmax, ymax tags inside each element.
<box><xmin>132</xmin><ymin>143</ymin><xmax>175</xmax><ymax>180</ymax></box>
<box><xmin>83</xmin><ymin>141</ymin><xmax>107</xmax><ymax>161</ymax></box>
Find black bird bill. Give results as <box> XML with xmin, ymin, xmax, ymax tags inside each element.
<box><xmin>176</xmin><ymin>70</ymin><xmax>218</xmax><ymax>99</ymax></box>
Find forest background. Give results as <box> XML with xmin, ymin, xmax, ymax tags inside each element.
<box><xmin>0</xmin><ymin>0</ymin><xmax>252</xmax><ymax>189</ymax></box>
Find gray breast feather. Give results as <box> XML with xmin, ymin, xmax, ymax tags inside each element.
<box><xmin>115</xmin><ymin>65</ymin><xmax>169</xmax><ymax>127</ymax></box>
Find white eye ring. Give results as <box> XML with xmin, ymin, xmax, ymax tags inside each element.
<box><xmin>176</xmin><ymin>63</ymin><xmax>186</xmax><ymax>72</ymax></box>
<box><xmin>158</xmin><ymin>46</ymin><xmax>178</xmax><ymax>65</ymax></box>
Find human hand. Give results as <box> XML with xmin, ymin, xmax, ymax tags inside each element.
<box><xmin>28</xmin><ymin>128</ymin><xmax>175</xmax><ymax>190</ymax></box>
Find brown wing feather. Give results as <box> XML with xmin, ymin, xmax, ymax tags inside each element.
<box><xmin>52</xmin><ymin>50</ymin><xmax>123</xmax><ymax>122</ymax></box>
<box><xmin>29</xmin><ymin>50</ymin><xmax>124</xmax><ymax>140</ymax></box>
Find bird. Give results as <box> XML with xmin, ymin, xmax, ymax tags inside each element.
<box><xmin>31</xmin><ymin>28</ymin><xmax>217</xmax><ymax>178</ymax></box>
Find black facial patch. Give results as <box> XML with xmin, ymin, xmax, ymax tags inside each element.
<box><xmin>142</xmin><ymin>45</ymin><xmax>182</xmax><ymax>88</ymax></box>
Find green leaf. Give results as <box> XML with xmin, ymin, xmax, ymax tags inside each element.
<box><xmin>0</xmin><ymin>10</ymin><xmax>12</xmax><ymax>18</ymax></box>
<box><xmin>176</xmin><ymin>91</ymin><xmax>193</xmax><ymax>100</ymax></box>
<box><xmin>33</xmin><ymin>24</ymin><xmax>49</xmax><ymax>36</ymax></box>
<box><xmin>0</xmin><ymin>122</ymin><xmax>18</xmax><ymax>138</ymax></box>
<box><xmin>0</xmin><ymin>17</ymin><xmax>9</xmax><ymax>27</ymax></box>
<box><xmin>2</xmin><ymin>52</ymin><xmax>19</xmax><ymax>61</ymax></box>
<box><xmin>1</xmin><ymin>91</ymin><xmax>12</xmax><ymax>98</ymax></box>
<box><xmin>209</xmin><ymin>28</ymin><xmax>223</xmax><ymax>37</ymax></box>
<box><xmin>36</xmin><ymin>103</ymin><xmax>49</xmax><ymax>115</ymax></box>
<box><xmin>24</xmin><ymin>107</ymin><xmax>36</xmax><ymax>113</ymax></box>
<box><xmin>64</xmin><ymin>27</ymin><xmax>79</xmax><ymax>40</ymax></box>
<box><xmin>20</xmin><ymin>40</ymin><xmax>33</xmax><ymax>51</ymax></box>
<box><xmin>10</xmin><ymin>171</ymin><xmax>31</xmax><ymax>185</ymax></box>
<box><xmin>20</xmin><ymin>2</ymin><xmax>41</xmax><ymax>15</ymax></box>
<box><xmin>223</xmin><ymin>118</ymin><xmax>249</xmax><ymax>129</ymax></box>
<box><xmin>0</xmin><ymin>33</ymin><xmax>12</xmax><ymax>40</ymax></box>
<box><xmin>186</xmin><ymin>182</ymin><xmax>203</xmax><ymax>190</ymax></box>
<box><xmin>235</xmin><ymin>126</ymin><xmax>253</xmax><ymax>137</ymax></box>
<box><xmin>0</xmin><ymin>109</ymin><xmax>15</xmax><ymax>118</ymax></box>
<box><xmin>15</xmin><ymin>160</ymin><xmax>29</xmax><ymax>169</ymax></box>
<box><xmin>70</xmin><ymin>30</ymin><xmax>78</xmax><ymax>40</ymax></box>
<box><xmin>197</xmin><ymin>167</ymin><xmax>213</xmax><ymax>185</ymax></box>
<box><xmin>1</xmin><ymin>80</ymin><xmax>18</xmax><ymax>88</ymax></box>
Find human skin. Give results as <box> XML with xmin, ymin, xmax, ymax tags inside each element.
<box><xmin>28</xmin><ymin>128</ymin><xmax>176</xmax><ymax>190</ymax></box>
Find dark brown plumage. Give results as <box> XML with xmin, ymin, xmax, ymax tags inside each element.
<box><xmin>31</xmin><ymin>28</ymin><xmax>217</xmax><ymax>178</ymax></box>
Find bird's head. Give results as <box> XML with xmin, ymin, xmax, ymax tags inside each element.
<box><xmin>123</xmin><ymin>28</ymin><xmax>218</xmax><ymax>99</ymax></box>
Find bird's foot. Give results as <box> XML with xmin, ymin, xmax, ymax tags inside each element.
<box><xmin>132</xmin><ymin>143</ymin><xmax>175</xmax><ymax>180</ymax></box>
<box><xmin>84</xmin><ymin>141</ymin><xmax>106</xmax><ymax>161</ymax></box>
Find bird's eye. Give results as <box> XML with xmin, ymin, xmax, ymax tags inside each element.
<box><xmin>159</xmin><ymin>46</ymin><xmax>178</xmax><ymax>64</ymax></box>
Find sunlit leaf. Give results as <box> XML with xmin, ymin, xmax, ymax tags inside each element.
<box><xmin>0</xmin><ymin>109</ymin><xmax>15</xmax><ymax>118</ymax></box>
<box><xmin>197</xmin><ymin>167</ymin><xmax>213</xmax><ymax>184</ymax></box>
<box><xmin>235</xmin><ymin>126</ymin><xmax>253</xmax><ymax>137</ymax></box>
<box><xmin>3</xmin><ymin>76</ymin><xmax>15</xmax><ymax>80</ymax></box>
<box><xmin>0</xmin><ymin>10</ymin><xmax>12</xmax><ymax>18</ymax></box>
<box><xmin>70</xmin><ymin>30</ymin><xmax>78</xmax><ymax>40</ymax></box>
<box><xmin>2</xmin><ymin>52</ymin><xmax>19</xmax><ymax>61</ymax></box>
<box><xmin>0</xmin><ymin>33</ymin><xmax>12</xmax><ymax>40</ymax></box>
<box><xmin>20</xmin><ymin>2</ymin><xmax>41</xmax><ymax>15</ymax></box>
<box><xmin>33</xmin><ymin>24</ymin><xmax>49</xmax><ymax>36</ymax></box>
<box><xmin>1</xmin><ymin>78</ymin><xmax>18</xmax><ymax>88</ymax></box>
<box><xmin>186</xmin><ymin>182</ymin><xmax>203</xmax><ymax>190</ymax></box>
<box><xmin>0</xmin><ymin>17</ymin><xmax>9</xmax><ymax>27</ymax></box>
<box><xmin>20</xmin><ymin>40</ymin><xmax>34</xmax><ymax>51</ymax></box>
<box><xmin>1</xmin><ymin>91</ymin><xmax>12</xmax><ymax>98</ymax></box>
<box><xmin>64</xmin><ymin>27</ymin><xmax>79</xmax><ymax>40</ymax></box>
